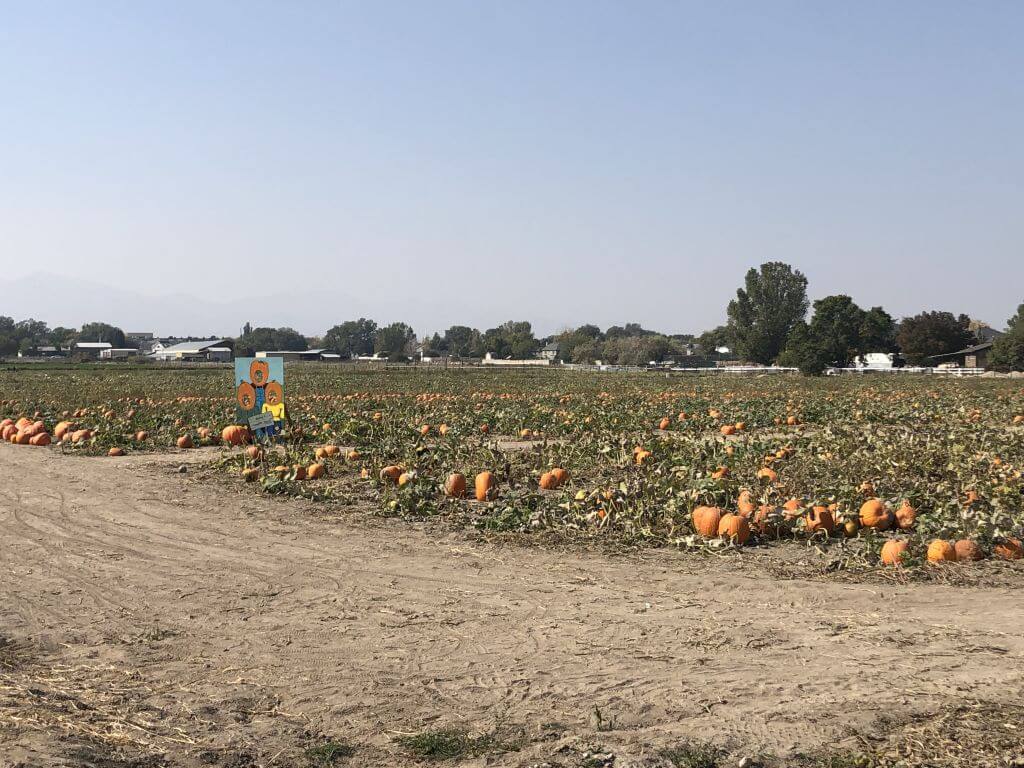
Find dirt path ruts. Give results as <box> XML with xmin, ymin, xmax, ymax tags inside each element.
<box><xmin>1</xmin><ymin>443</ymin><xmax>1022</xmax><ymax>767</ymax></box>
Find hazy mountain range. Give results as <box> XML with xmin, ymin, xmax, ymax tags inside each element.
<box><xmin>0</xmin><ymin>273</ymin><xmax>581</xmax><ymax>339</ymax></box>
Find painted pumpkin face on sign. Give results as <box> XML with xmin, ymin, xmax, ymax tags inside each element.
<box><xmin>265</xmin><ymin>381</ymin><xmax>284</xmax><ymax>406</ymax></box>
<box><xmin>237</xmin><ymin>381</ymin><xmax>256</xmax><ymax>410</ymax></box>
<box><xmin>250</xmin><ymin>359</ymin><xmax>270</xmax><ymax>387</ymax></box>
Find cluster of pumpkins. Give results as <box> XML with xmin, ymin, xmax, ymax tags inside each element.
<box><xmin>882</xmin><ymin>536</ymin><xmax>1023</xmax><ymax>565</ymax></box>
<box><xmin>0</xmin><ymin>417</ymin><xmax>102</xmax><ymax>447</ymax></box>
<box><xmin>1</xmin><ymin>417</ymin><xmax>54</xmax><ymax>446</ymax></box>
<box><xmin>690</xmin><ymin>492</ymin><xmax>1023</xmax><ymax>564</ymax></box>
<box><xmin>240</xmin><ymin>443</ymin><xmax>361</xmax><ymax>484</ymax></box>
<box><xmin>376</xmin><ymin>465</ymin><xmax>569</xmax><ymax>501</ymax></box>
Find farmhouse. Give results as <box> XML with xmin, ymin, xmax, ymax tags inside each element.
<box><xmin>153</xmin><ymin>340</ymin><xmax>231</xmax><ymax>362</ymax></box>
<box><xmin>74</xmin><ymin>342</ymin><xmax>112</xmax><ymax>359</ymax></box>
<box><xmin>539</xmin><ymin>342</ymin><xmax>561</xmax><ymax>361</ymax></box>
<box><xmin>929</xmin><ymin>342</ymin><xmax>994</xmax><ymax>369</ymax></box>
<box><xmin>256</xmin><ymin>349</ymin><xmax>339</xmax><ymax>362</ymax></box>
<box><xmin>17</xmin><ymin>345</ymin><xmax>65</xmax><ymax>358</ymax></box>
<box><xmin>100</xmin><ymin>348</ymin><xmax>141</xmax><ymax>360</ymax></box>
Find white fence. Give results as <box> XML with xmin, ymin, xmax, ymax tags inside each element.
<box><xmin>826</xmin><ymin>366</ymin><xmax>986</xmax><ymax>376</ymax></box>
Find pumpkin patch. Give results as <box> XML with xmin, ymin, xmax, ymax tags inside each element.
<box><xmin>1</xmin><ymin>366</ymin><xmax>1022</xmax><ymax>572</ymax></box>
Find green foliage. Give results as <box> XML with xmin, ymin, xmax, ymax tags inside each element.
<box><xmin>78</xmin><ymin>321</ymin><xmax>126</xmax><ymax>348</ymax></box>
<box><xmin>482</xmin><ymin>320</ymin><xmax>539</xmax><ymax>359</ymax></box>
<box><xmin>374</xmin><ymin>322</ymin><xmax>415</xmax><ymax>361</ymax></box>
<box><xmin>778</xmin><ymin>321</ymin><xmax>830</xmax><ymax>375</ymax></box>
<box><xmin>556</xmin><ymin>324</ymin><xmax>605</xmax><ymax>362</ymax></box>
<box><xmin>989</xmin><ymin>303</ymin><xmax>1024</xmax><ymax>372</ymax></box>
<box><xmin>395</xmin><ymin>727</ymin><xmax>521</xmax><ymax>760</ymax></box>
<box><xmin>726</xmin><ymin>262</ymin><xmax>809</xmax><ymax>364</ymax></box>
<box><xmin>895</xmin><ymin>311</ymin><xmax>974</xmax><ymax>365</ymax></box>
<box><xmin>235</xmin><ymin>326</ymin><xmax>308</xmax><ymax>356</ymax></box>
<box><xmin>696</xmin><ymin>324</ymin><xmax>733</xmax><ymax>354</ymax></box>
<box><xmin>323</xmin><ymin>318</ymin><xmax>377</xmax><ymax>357</ymax></box>
<box><xmin>305</xmin><ymin>741</ymin><xmax>355</xmax><ymax>765</ymax></box>
<box><xmin>780</xmin><ymin>299</ymin><xmax>899</xmax><ymax>374</ymax></box>
<box><xmin>859</xmin><ymin>306</ymin><xmax>897</xmax><ymax>353</ymax></box>
<box><xmin>440</xmin><ymin>325</ymin><xmax>483</xmax><ymax>358</ymax></box>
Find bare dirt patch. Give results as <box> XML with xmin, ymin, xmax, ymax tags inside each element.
<box><xmin>2</xmin><ymin>443</ymin><xmax>1023</xmax><ymax>766</ymax></box>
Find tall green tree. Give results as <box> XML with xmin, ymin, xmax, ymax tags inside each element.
<box><xmin>726</xmin><ymin>262</ymin><xmax>809</xmax><ymax>364</ymax></box>
<box><xmin>323</xmin><ymin>318</ymin><xmax>377</xmax><ymax>357</ymax></box>
<box><xmin>556</xmin><ymin>324</ymin><xmax>604</xmax><ymax>362</ymax></box>
<box><xmin>806</xmin><ymin>295</ymin><xmax>867</xmax><ymax>366</ymax></box>
<box><xmin>859</xmin><ymin>306</ymin><xmax>897</xmax><ymax>353</ymax></box>
<box><xmin>441</xmin><ymin>325</ymin><xmax>481</xmax><ymax>358</ymax></box>
<box><xmin>777</xmin><ymin>321</ymin><xmax>830</xmax><ymax>375</ymax></box>
<box><xmin>374</xmin><ymin>322</ymin><xmax>415</xmax><ymax>361</ymax></box>
<box><xmin>989</xmin><ymin>304</ymin><xmax>1024</xmax><ymax>371</ymax></box>
<box><xmin>235</xmin><ymin>327</ymin><xmax>308</xmax><ymax>356</ymax></box>
<box><xmin>895</xmin><ymin>311</ymin><xmax>974</xmax><ymax>365</ymax></box>
<box><xmin>605</xmin><ymin>323</ymin><xmax>654</xmax><ymax>339</ymax></box>
<box><xmin>78</xmin><ymin>322</ymin><xmax>126</xmax><ymax>348</ymax></box>
<box><xmin>482</xmin><ymin>321</ymin><xmax>539</xmax><ymax>359</ymax></box>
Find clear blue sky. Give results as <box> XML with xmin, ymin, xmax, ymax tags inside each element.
<box><xmin>2</xmin><ymin>1</ymin><xmax>1022</xmax><ymax>337</ymax></box>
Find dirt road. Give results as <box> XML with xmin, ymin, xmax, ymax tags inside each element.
<box><xmin>2</xmin><ymin>443</ymin><xmax>1023</xmax><ymax>767</ymax></box>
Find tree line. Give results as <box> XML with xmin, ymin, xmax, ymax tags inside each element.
<box><xmin>4</xmin><ymin>262</ymin><xmax>1023</xmax><ymax>372</ymax></box>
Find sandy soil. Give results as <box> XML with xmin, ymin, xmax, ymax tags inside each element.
<box><xmin>2</xmin><ymin>443</ymin><xmax>1023</xmax><ymax>767</ymax></box>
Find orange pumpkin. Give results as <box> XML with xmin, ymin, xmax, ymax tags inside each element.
<box><xmin>718</xmin><ymin>513</ymin><xmax>751</xmax><ymax>545</ymax></box>
<box><xmin>222</xmin><ymin>425</ymin><xmax>248</xmax><ymax>446</ymax></box>
<box><xmin>993</xmin><ymin>537</ymin><xmax>1023</xmax><ymax>561</ymax></box>
<box><xmin>135</xmin><ymin>430</ymin><xmax>148</xmax><ymax>442</ymax></box>
<box><xmin>880</xmin><ymin>540</ymin><xmax>909</xmax><ymax>566</ymax></box>
<box><xmin>859</xmin><ymin>499</ymin><xmax>893</xmax><ymax>531</ymax></box>
<box><xmin>926</xmin><ymin>539</ymin><xmax>957</xmax><ymax>564</ymax></box>
<box><xmin>176</xmin><ymin>435</ymin><xmax>194</xmax><ymax>449</ymax></box>
<box><xmin>539</xmin><ymin>471</ymin><xmax>558</xmax><ymax>490</ymax></box>
<box><xmin>692</xmin><ymin>506</ymin><xmax>722</xmax><ymax>537</ymax></box>
<box><xmin>550</xmin><ymin>467</ymin><xmax>569</xmax><ymax>487</ymax></box>
<box><xmin>380</xmin><ymin>465</ymin><xmax>403</xmax><ymax>484</ymax></box>
<box><xmin>29</xmin><ymin>433</ymin><xmax>51</xmax><ymax>447</ymax></box>
<box><xmin>475</xmin><ymin>471</ymin><xmax>496</xmax><ymax>501</ymax></box>
<box><xmin>444</xmin><ymin>473</ymin><xmax>467</xmax><ymax>498</ymax></box>
<box><xmin>737</xmin><ymin>490</ymin><xmax>755</xmax><ymax>516</ymax></box>
<box><xmin>805</xmin><ymin>506</ymin><xmax>836</xmax><ymax>534</ymax></box>
<box><xmin>720</xmin><ymin>424</ymin><xmax>736</xmax><ymax>436</ymax></box>
<box><xmin>782</xmin><ymin>497</ymin><xmax>804</xmax><ymax>518</ymax></box>
<box><xmin>894</xmin><ymin>502</ymin><xmax>917</xmax><ymax>530</ymax></box>
<box><xmin>954</xmin><ymin>539</ymin><xmax>984</xmax><ymax>562</ymax></box>
<box><xmin>108</xmin><ymin>447</ymin><xmax>124</xmax><ymax>457</ymax></box>
<box><xmin>752</xmin><ymin>504</ymin><xmax>782</xmax><ymax>536</ymax></box>
<box><xmin>307</xmin><ymin>463</ymin><xmax>325</xmax><ymax>480</ymax></box>
<box><xmin>658</xmin><ymin>417</ymin><xmax>671</xmax><ymax>431</ymax></box>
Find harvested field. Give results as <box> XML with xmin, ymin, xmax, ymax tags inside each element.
<box><xmin>1</xmin><ymin>366</ymin><xmax>1023</xmax><ymax>765</ymax></box>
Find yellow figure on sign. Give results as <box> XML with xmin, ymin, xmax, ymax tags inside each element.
<box><xmin>262</xmin><ymin>380</ymin><xmax>286</xmax><ymax>435</ymax></box>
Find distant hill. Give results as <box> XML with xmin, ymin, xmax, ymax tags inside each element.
<box><xmin>0</xmin><ymin>272</ymin><xmax>542</xmax><ymax>338</ymax></box>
